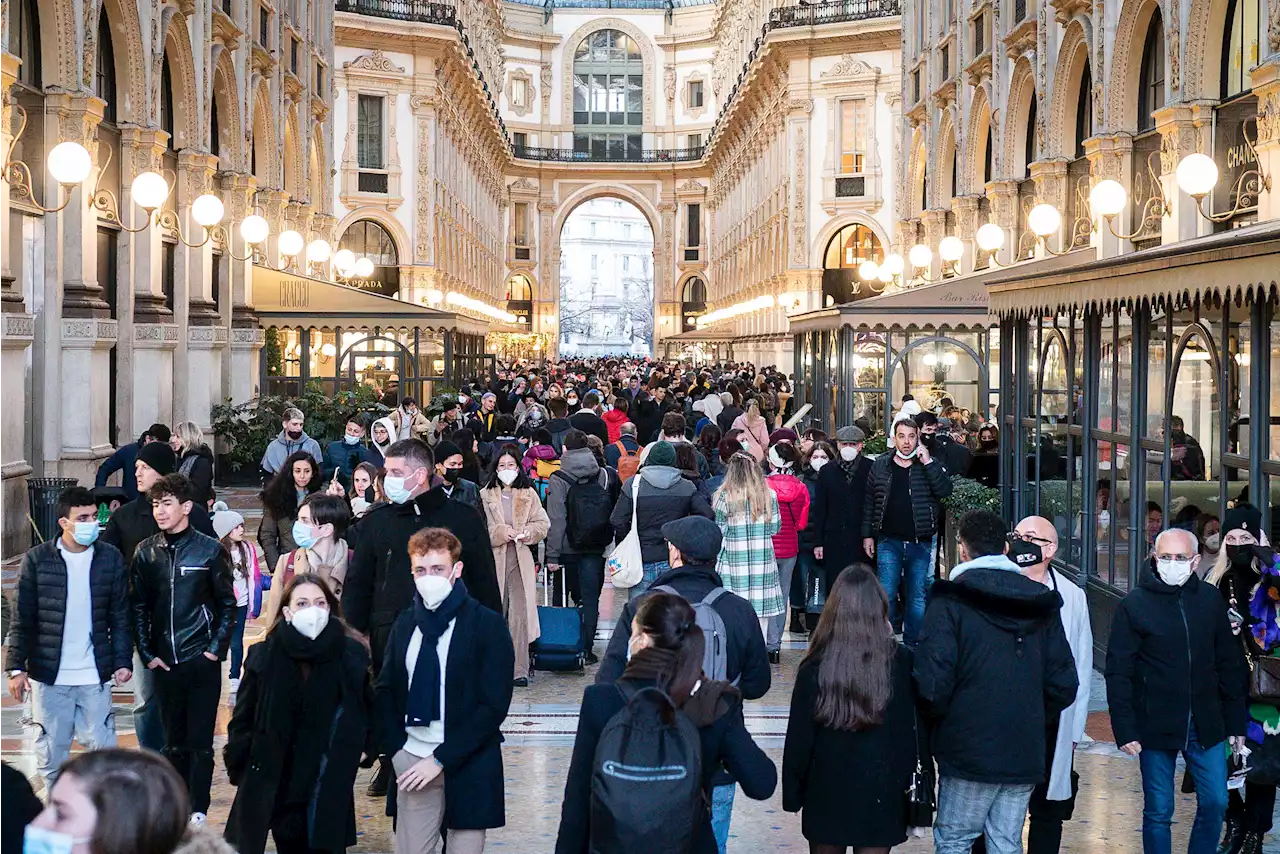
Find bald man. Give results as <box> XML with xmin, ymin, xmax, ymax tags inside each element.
<box><xmin>1105</xmin><ymin>528</ymin><xmax>1249</xmax><ymax>854</ymax></box>
<box><xmin>1005</xmin><ymin>516</ymin><xmax>1094</xmax><ymax>854</ymax></box>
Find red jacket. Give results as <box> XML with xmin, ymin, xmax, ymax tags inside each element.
<box><xmin>602</xmin><ymin>409</ymin><xmax>630</xmax><ymax>444</ymax></box>
<box><xmin>767</xmin><ymin>472</ymin><xmax>811</xmax><ymax>559</ymax></box>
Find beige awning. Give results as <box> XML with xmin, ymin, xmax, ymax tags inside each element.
<box><xmin>252</xmin><ymin>266</ymin><xmax>489</xmax><ymax>335</ymax></box>
<box><xmin>986</xmin><ymin>220</ymin><xmax>1280</xmax><ymax>317</ymax></box>
<box><xmin>788</xmin><ymin>250</ymin><xmax>1088</xmax><ymax>333</ymax></box>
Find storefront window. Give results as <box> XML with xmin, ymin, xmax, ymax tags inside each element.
<box><xmin>1146</xmin><ymin>310</ymin><xmax>1168</xmax><ymax>439</ymax></box>
<box><xmin>1270</xmin><ymin>311</ymin><xmax>1280</xmax><ymax>460</ymax></box>
<box><xmin>892</xmin><ymin>334</ymin><xmax>983</xmax><ymax>416</ymax></box>
<box><xmin>309</xmin><ymin>328</ymin><xmax>338</xmax><ymax>380</ymax></box>
<box><xmin>987</xmin><ymin>326</ymin><xmax>1002</xmax><ymax>418</ymax></box>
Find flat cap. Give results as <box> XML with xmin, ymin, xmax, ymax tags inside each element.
<box><xmin>661</xmin><ymin>516</ymin><xmax>723</xmax><ymax>563</ymax></box>
<box><xmin>834</xmin><ymin>425</ymin><xmax>865</xmax><ymax>443</ymax></box>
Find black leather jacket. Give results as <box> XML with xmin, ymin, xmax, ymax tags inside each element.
<box><xmin>130</xmin><ymin>527</ymin><xmax>237</xmax><ymax>666</ymax></box>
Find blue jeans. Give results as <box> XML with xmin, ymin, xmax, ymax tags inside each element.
<box><xmin>132</xmin><ymin>651</ymin><xmax>164</xmax><ymax>752</ymax></box>
<box><xmin>1138</xmin><ymin>724</ymin><xmax>1229</xmax><ymax>854</ymax></box>
<box><xmin>629</xmin><ymin>560</ymin><xmax>670</xmax><ymax>601</ymax></box>
<box><xmin>934</xmin><ymin>775</ymin><xmax>1034</xmax><ymax>854</ymax></box>
<box><xmin>29</xmin><ymin>680</ymin><xmax>116</xmax><ymax>784</ymax></box>
<box><xmin>710</xmin><ymin>783</ymin><xmax>735</xmax><ymax>854</ymax></box>
<box><xmin>228</xmin><ymin>605</ymin><xmax>248</xmax><ymax>680</ymax></box>
<box><xmin>876</xmin><ymin>536</ymin><xmax>935</xmax><ymax>647</ymax></box>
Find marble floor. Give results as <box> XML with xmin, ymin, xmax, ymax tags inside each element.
<box><xmin>4</xmin><ymin>489</ymin><xmax>1279</xmax><ymax>852</ymax></box>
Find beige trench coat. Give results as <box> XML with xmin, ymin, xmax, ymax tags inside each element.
<box><xmin>480</xmin><ymin>486</ymin><xmax>550</xmax><ymax>641</ymax></box>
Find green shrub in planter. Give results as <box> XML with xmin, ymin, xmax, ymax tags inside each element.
<box><xmin>425</xmin><ymin>389</ymin><xmax>461</xmax><ymax>419</ymax></box>
<box><xmin>213</xmin><ymin>384</ymin><xmax>389</xmax><ymax>474</ymax></box>
<box><xmin>943</xmin><ymin>476</ymin><xmax>1001</xmax><ymax>516</ymax></box>
<box><xmin>863</xmin><ymin>435</ymin><xmax>889</xmax><ymax>456</ymax></box>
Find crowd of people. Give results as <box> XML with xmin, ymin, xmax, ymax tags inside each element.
<box><xmin>2</xmin><ymin>355</ymin><xmax>1277</xmax><ymax>854</ymax></box>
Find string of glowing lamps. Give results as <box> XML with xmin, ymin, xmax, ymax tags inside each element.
<box><xmin>696</xmin><ymin>294</ymin><xmax>776</xmax><ymax>328</ymax></box>
<box><xmin>445</xmin><ymin>291</ymin><xmax>518</xmax><ymax>323</ymax></box>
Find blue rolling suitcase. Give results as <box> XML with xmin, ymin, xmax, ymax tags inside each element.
<box><xmin>532</xmin><ymin>549</ymin><xmax>586</xmax><ymax>672</ymax></box>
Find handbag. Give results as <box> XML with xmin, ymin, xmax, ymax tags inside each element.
<box><xmin>1250</xmin><ymin>655</ymin><xmax>1280</xmax><ymax>702</ymax></box>
<box><xmin>605</xmin><ymin>476</ymin><xmax>644</xmax><ymax>589</ymax></box>
<box><xmin>906</xmin><ymin>709</ymin><xmax>935</xmax><ymax>828</ymax></box>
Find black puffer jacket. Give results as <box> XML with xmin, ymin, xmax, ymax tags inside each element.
<box><xmin>101</xmin><ymin>497</ymin><xmax>215</xmax><ymax>562</ymax></box>
<box><xmin>914</xmin><ymin>561</ymin><xmax>1079</xmax><ymax>784</ymax></box>
<box><xmin>1105</xmin><ymin>570</ymin><xmax>1249</xmax><ymax>751</ymax></box>
<box><xmin>130</xmin><ymin>527</ymin><xmax>237</xmax><ymax>666</ymax></box>
<box><xmin>178</xmin><ymin>445</ymin><xmax>216</xmax><ymax>507</ymax></box>
<box><xmin>861</xmin><ymin>454</ymin><xmax>953</xmax><ymax>541</ymax></box>
<box><xmin>610</xmin><ymin>466</ymin><xmax>714</xmax><ymax>564</ymax></box>
<box><xmin>5</xmin><ymin>540</ymin><xmax>133</xmax><ymax>684</ymax></box>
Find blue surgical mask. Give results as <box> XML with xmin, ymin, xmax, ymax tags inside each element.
<box><xmin>72</xmin><ymin>521</ymin><xmax>99</xmax><ymax>547</ymax></box>
<box><xmin>343</xmin><ymin>434</ymin><xmax>361</xmax><ymax>445</ymax></box>
<box><xmin>292</xmin><ymin>519</ymin><xmax>318</xmax><ymax>550</ymax></box>
<box><xmin>25</xmin><ymin>826</ymin><xmax>89</xmax><ymax>854</ymax></box>
<box><xmin>383</xmin><ymin>471</ymin><xmax>417</xmax><ymax>504</ymax></box>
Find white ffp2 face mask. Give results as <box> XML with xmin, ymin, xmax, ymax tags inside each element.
<box><xmin>840</xmin><ymin>446</ymin><xmax>860</xmax><ymax>462</ymax></box>
<box><xmin>809</xmin><ymin>457</ymin><xmax>829</xmax><ymax>471</ymax></box>
<box><xmin>288</xmin><ymin>605</ymin><xmax>330</xmax><ymax>640</ymax></box>
<box><xmin>497</xmin><ymin>469</ymin><xmax>519</xmax><ymax>486</ymax></box>
<box><xmin>415</xmin><ymin>573</ymin><xmax>454</xmax><ymax>610</ymax></box>
<box><xmin>1157</xmin><ymin>558</ymin><xmax>1194</xmax><ymax>587</ymax></box>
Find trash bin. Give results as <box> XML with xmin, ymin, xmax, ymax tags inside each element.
<box><xmin>27</xmin><ymin>477</ymin><xmax>78</xmax><ymax>547</ymax></box>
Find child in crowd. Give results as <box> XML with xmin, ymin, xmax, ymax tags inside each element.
<box><xmin>212</xmin><ymin>502</ymin><xmax>266</xmax><ymax>694</ymax></box>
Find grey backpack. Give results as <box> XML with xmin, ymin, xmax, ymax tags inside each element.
<box><xmin>653</xmin><ymin>584</ymin><xmax>732</xmax><ymax>684</ymax></box>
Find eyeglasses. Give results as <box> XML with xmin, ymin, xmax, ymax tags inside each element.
<box><xmin>1156</xmin><ymin>554</ymin><xmax>1196</xmax><ymax>563</ymax></box>
<box><xmin>1009</xmin><ymin>531</ymin><xmax>1053</xmax><ymax>546</ymax></box>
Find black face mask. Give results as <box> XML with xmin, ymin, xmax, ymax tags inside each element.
<box><xmin>1227</xmin><ymin>543</ymin><xmax>1255</xmax><ymax>569</ymax></box>
<box><xmin>363</xmin><ymin>485</ymin><xmax>375</xmax><ymax>504</ymax></box>
<box><xmin>979</xmin><ymin>439</ymin><xmax>998</xmax><ymax>450</ymax></box>
<box><xmin>286</xmin><ymin>429</ymin><xmax>303</xmax><ymax>441</ymax></box>
<box><xmin>1007</xmin><ymin>538</ymin><xmax>1044</xmax><ymax>569</ymax></box>
<box><xmin>921</xmin><ymin>434</ymin><xmax>938</xmax><ymax>449</ymax></box>
<box><xmin>444</xmin><ymin>468</ymin><xmax>463</xmax><ymax>484</ymax></box>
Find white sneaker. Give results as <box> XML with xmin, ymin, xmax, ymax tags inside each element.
<box><xmin>189</xmin><ymin>813</ymin><xmax>207</xmax><ymax>828</ymax></box>
<box><xmin>229</xmin><ymin>677</ymin><xmax>240</xmax><ymax>693</ymax></box>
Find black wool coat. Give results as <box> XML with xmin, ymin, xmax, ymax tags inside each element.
<box><xmin>1105</xmin><ymin>570</ymin><xmax>1249</xmax><ymax>751</ymax></box>
<box><xmin>223</xmin><ymin>632</ymin><xmax>373</xmax><ymax>854</ymax></box>
<box><xmin>376</xmin><ymin>596</ymin><xmax>515</xmax><ymax>829</ymax></box>
<box><xmin>783</xmin><ymin>646</ymin><xmax>925</xmax><ymax>848</ymax></box>
<box><xmin>808</xmin><ymin>457</ymin><xmax>872</xmax><ymax>570</ymax></box>
<box><xmin>342</xmin><ymin>488</ymin><xmax>503</xmax><ymax>663</ymax></box>
<box><xmin>5</xmin><ymin>539</ymin><xmax>132</xmax><ymax>684</ymax></box>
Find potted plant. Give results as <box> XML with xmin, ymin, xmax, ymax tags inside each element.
<box><xmin>940</xmin><ymin>476</ymin><xmax>1002</xmax><ymax>575</ymax></box>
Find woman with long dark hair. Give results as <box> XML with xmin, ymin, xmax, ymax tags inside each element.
<box><xmin>258</xmin><ymin>451</ymin><xmax>323</xmax><ymax>570</ymax></box>
<box><xmin>782</xmin><ymin>565</ymin><xmax>924</xmax><ymax>854</ymax></box>
<box><xmin>224</xmin><ymin>573</ymin><xmax>373</xmax><ymax>854</ymax></box>
<box><xmin>556</xmin><ymin>592</ymin><xmax>777</xmax><ymax>854</ymax></box>
<box><xmin>479</xmin><ymin>444</ymin><xmax>550</xmax><ymax>687</ymax></box>
<box><xmin>698</xmin><ymin>424</ymin><xmax>726</xmax><ymax>476</ymax></box>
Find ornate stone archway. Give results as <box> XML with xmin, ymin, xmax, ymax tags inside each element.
<box><xmin>1107</xmin><ymin>0</ymin><xmax>1166</xmax><ymax>132</ymax></box>
<box><xmin>1004</xmin><ymin>57</ymin><xmax>1037</xmax><ymax>178</ymax></box>
<box><xmin>1047</xmin><ymin>20</ymin><xmax>1093</xmax><ymax>159</ymax></box>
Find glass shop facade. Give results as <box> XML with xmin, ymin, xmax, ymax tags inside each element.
<box><xmin>988</xmin><ymin>223</ymin><xmax>1280</xmax><ymax>647</ymax></box>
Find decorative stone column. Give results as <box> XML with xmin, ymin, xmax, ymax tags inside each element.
<box><xmin>260</xmin><ymin>189</ymin><xmax>291</xmax><ymax>268</ymax></box>
<box><xmin>1029</xmin><ymin>157</ymin><xmax>1071</xmax><ymax>257</ymax></box>
<box><xmin>410</xmin><ymin>92</ymin><xmax>438</xmax><ymax>269</ymax></box>
<box><xmin>1154</xmin><ymin>103</ymin><xmax>1214</xmax><ymax>244</ymax></box>
<box><xmin>1</xmin><ymin>53</ymin><xmax>24</xmax><ymax>312</ymax></box>
<box><xmin>1083</xmin><ymin>135</ymin><xmax>1134</xmax><ymax>259</ymax></box>
<box><xmin>60</xmin><ymin>318</ymin><xmax>120</xmax><ymax>485</ymax></box>
<box><xmin>173</xmin><ymin>151</ymin><xmax>220</xmax><ymax>428</ymax></box>
<box><xmin>920</xmin><ymin>209</ymin><xmax>948</xmax><ymax>281</ymax></box>
<box><xmin>1251</xmin><ymin>61</ymin><xmax>1280</xmax><ymax>222</ymax></box>
<box><xmin>51</xmin><ymin>93</ymin><xmax>109</xmax><ymax>317</ymax></box>
<box><xmin>228</xmin><ymin>327</ymin><xmax>265</xmax><ymax>406</ymax></box>
<box><xmin>951</xmin><ymin>195</ymin><xmax>981</xmax><ymax>274</ymax></box>
<box><xmin>655</xmin><ymin>199</ymin><xmax>678</xmax><ymax>354</ymax></box>
<box><xmin>986</xmin><ymin>180</ymin><xmax>1020</xmax><ymax>266</ymax></box>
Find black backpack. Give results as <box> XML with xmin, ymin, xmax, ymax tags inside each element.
<box><xmin>555</xmin><ymin>470</ymin><xmax>614</xmax><ymax>552</ymax></box>
<box><xmin>589</xmin><ymin>686</ymin><xmax>705</xmax><ymax>854</ymax></box>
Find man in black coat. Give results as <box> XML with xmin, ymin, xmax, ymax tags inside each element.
<box><xmin>809</xmin><ymin>425</ymin><xmax>872</xmax><ymax>577</ymax></box>
<box><xmin>376</xmin><ymin>527</ymin><xmax>514</xmax><ymax>854</ymax></box>
<box><xmin>862</xmin><ymin>416</ymin><xmax>953</xmax><ymax>647</ymax></box>
<box><xmin>917</xmin><ymin>412</ymin><xmax>972</xmax><ymax>477</ymax></box>
<box><xmin>915</xmin><ymin>510</ymin><xmax>1079</xmax><ymax>854</ymax></box>
<box><xmin>568</xmin><ymin>391</ymin><xmax>609</xmax><ymax>445</ymax></box>
<box><xmin>342</xmin><ymin>438</ymin><xmax>502</xmax><ymax>796</ymax></box>
<box><xmin>6</xmin><ymin>486</ymin><xmax>132</xmax><ymax>785</ymax></box>
<box><xmin>597</xmin><ymin>516</ymin><xmax>770</xmax><ymax>698</ymax></box>
<box><xmin>1105</xmin><ymin>528</ymin><xmax>1248</xmax><ymax>854</ymax></box>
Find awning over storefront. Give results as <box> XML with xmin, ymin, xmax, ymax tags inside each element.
<box><xmin>986</xmin><ymin>220</ymin><xmax>1280</xmax><ymax>317</ymax></box>
<box><xmin>252</xmin><ymin>265</ymin><xmax>490</xmax><ymax>335</ymax></box>
<box><xmin>789</xmin><ymin>250</ymin><xmax>1090</xmax><ymax>332</ymax></box>
<box><xmin>665</xmin><ymin>327</ymin><xmax>738</xmax><ymax>343</ymax></box>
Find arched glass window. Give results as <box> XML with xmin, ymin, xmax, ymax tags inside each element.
<box><xmin>1138</xmin><ymin>12</ymin><xmax>1166</xmax><ymax>132</ymax></box>
<box><xmin>211</xmin><ymin>96</ymin><xmax>221</xmax><ymax>159</ymax></box>
<box><xmin>983</xmin><ymin>125</ymin><xmax>993</xmax><ymax>185</ymax></box>
<box><xmin>1074</xmin><ymin>61</ymin><xmax>1092</xmax><ymax>158</ymax></box>
<box><xmin>681</xmin><ymin>277</ymin><xmax>707</xmax><ymax>332</ymax></box>
<box><xmin>572</xmin><ymin>29</ymin><xmax>643</xmax><ymax>160</ymax></box>
<box><xmin>15</xmin><ymin>0</ymin><xmax>40</xmax><ymax>88</ymax></box>
<box><xmin>1024</xmin><ymin>92</ymin><xmax>1038</xmax><ymax>173</ymax></box>
<box><xmin>506</xmin><ymin>274</ymin><xmax>533</xmax><ymax>301</ymax></box>
<box><xmin>822</xmin><ymin>224</ymin><xmax>885</xmax><ymax>306</ymax></box>
<box><xmin>95</xmin><ymin>13</ymin><xmax>117</xmax><ymax>124</ymax></box>
<box><xmin>1222</xmin><ymin>0</ymin><xmax>1261</xmax><ymax>99</ymax></box>
<box><xmin>160</xmin><ymin>58</ymin><xmax>175</xmax><ymax>150</ymax></box>
<box><xmin>339</xmin><ymin>220</ymin><xmax>400</xmax><ymax>297</ymax></box>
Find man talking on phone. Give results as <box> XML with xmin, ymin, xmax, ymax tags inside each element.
<box><xmin>862</xmin><ymin>415</ymin><xmax>953</xmax><ymax>648</ymax></box>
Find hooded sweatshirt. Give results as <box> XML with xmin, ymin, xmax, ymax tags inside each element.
<box><xmin>545</xmin><ymin>448</ymin><xmax>610</xmax><ymax>562</ymax></box>
<box><xmin>610</xmin><ymin>465</ymin><xmax>715</xmax><ymax>563</ymax></box>
<box><xmin>370</xmin><ymin>416</ymin><xmax>398</xmax><ymax>464</ymax></box>
<box><xmin>261</xmin><ymin>429</ymin><xmax>323</xmax><ymax>475</ymax></box>
<box><xmin>766</xmin><ymin>471</ymin><xmax>810</xmax><ymax>559</ymax></box>
<box><xmin>602</xmin><ymin>408</ymin><xmax>630</xmax><ymax>444</ymax></box>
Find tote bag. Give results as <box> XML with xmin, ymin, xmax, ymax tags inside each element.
<box><xmin>606</xmin><ymin>476</ymin><xmax>644</xmax><ymax>589</ymax></box>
